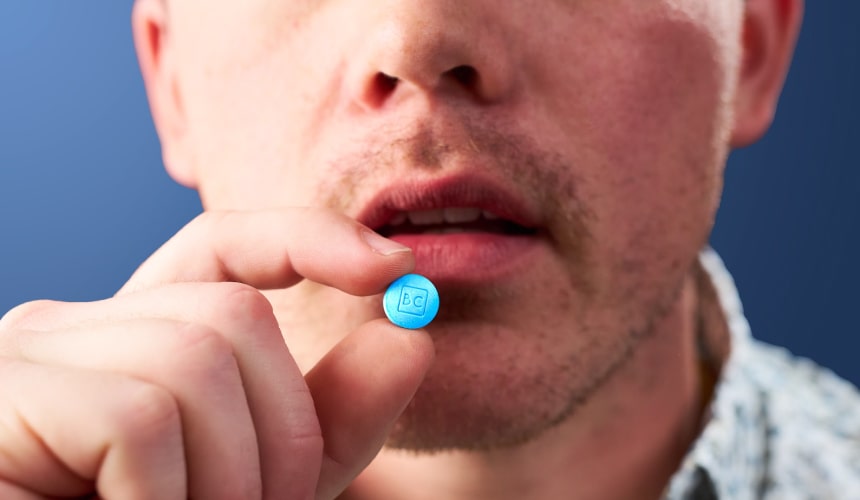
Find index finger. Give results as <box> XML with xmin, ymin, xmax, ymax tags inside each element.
<box><xmin>118</xmin><ymin>208</ymin><xmax>414</xmax><ymax>295</ymax></box>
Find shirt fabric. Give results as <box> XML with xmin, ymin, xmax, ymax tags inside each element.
<box><xmin>664</xmin><ymin>249</ymin><xmax>860</xmax><ymax>500</ymax></box>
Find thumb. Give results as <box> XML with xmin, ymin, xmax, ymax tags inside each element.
<box><xmin>305</xmin><ymin>319</ymin><xmax>435</xmax><ymax>500</ymax></box>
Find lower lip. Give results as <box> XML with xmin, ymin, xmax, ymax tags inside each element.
<box><xmin>388</xmin><ymin>232</ymin><xmax>544</xmax><ymax>285</ymax></box>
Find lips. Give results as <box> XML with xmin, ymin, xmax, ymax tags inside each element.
<box><xmin>356</xmin><ymin>175</ymin><xmax>545</xmax><ymax>284</ymax></box>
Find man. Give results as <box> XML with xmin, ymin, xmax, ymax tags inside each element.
<box><xmin>1</xmin><ymin>0</ymin><xmax>857</xmax><ymax>498</ymax></box>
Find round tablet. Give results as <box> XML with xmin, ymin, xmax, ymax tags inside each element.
<box><xmin>383</xmin><ymin>274</ymin><xmax>440</xmax><ymax>329</ymax></box>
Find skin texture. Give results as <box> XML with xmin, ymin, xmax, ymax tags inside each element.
<box><xmin>159</xmin><ymin>0</ymin><xmax>738</xmax><ymax>447</ymax></box>
<box><xmin>0</xmin><ymin>0</ymin><xmax>802</xmax><ymax>499</ymax></box>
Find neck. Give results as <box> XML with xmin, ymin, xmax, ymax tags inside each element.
<box><xmin>344</xmin><ymin>267</ymin><xmax>724</xmax><ymax>500</ymax></box>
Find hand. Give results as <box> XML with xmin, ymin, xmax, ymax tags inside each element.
<box><xmin>0</xmin><ymin>208</ymin><xmax>434</xmax><ymax>500</ymax></box>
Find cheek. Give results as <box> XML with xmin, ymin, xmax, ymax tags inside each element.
<box><xmin>547</xmin><ymin>11</ymin><xmax>736</xmax><ymax>297</ymax></box>
<box><xmin>171</xmin><ymin>6</ymin><xmax>345</xmax><ymax>210</ymax></box>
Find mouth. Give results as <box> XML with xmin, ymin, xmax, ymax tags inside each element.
<box><xmin>357</xmin><ymin>175</ymin><xmax>546</xmax><ymax>285</ymax></box>
<box><xmin>377</xmin><ymin>207</ymin><xmax>536</xmax><ymax>237</ymax></box>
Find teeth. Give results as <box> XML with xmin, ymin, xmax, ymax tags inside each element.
<box><xmin>443</xmin><ymin>207</ymin><xmax>482</xmax><ymax>224</ymax></box>
<box><xmin>389</xmin><ymin>212</ymin><xmax>407</xmax><ymax>226</ymax></box>
<box><xmin>394</xmin><ymin>208</ymin><xmax>502</xmax><ymax>226</ymax></box>
<box><xmin>407</xmin><ymin>209</ymin><xmax>445</xmax><ymax>225</ymax></box>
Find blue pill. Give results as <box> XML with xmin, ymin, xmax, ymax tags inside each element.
<box><xmin>383</xmin><ymin>274</ymin><xmax>439</xmax><ymax>329</ymax></box>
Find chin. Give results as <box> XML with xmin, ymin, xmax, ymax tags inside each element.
<box><xmin>379</xmin><ymin>259</ymin><xmax>689</xmax><ymax>453</ymax></box>
<box><xmin>381</xmin><ymin>316</ymin><xmax>639</xmax><ymax>452</ymax></box>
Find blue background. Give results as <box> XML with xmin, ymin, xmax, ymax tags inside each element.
<box><xmin>1</xmin><ymin>3</ymin><xmax>858</xmax><ymax>385</ymax></box>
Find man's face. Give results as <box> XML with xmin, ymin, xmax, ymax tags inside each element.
<box><xmin>158</xmin><ymin>0</ymin><xmax>743</xmax><ymax>449</ymax></box>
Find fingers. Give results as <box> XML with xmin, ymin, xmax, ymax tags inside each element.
<box><xmin>119</xmin><ymin>208</ymin><xmax>414</xmax><ymax>295</ymax></box>
<box><xmin>10</xmin><ymin>319</ymin><xmax>262</xmax><ymax>499</ymax></box>
<box><xmin>5</xmin><ymin>297</ymin><xmax>436</xmax><ymax>500</ymax></box>
<box><xmin>0</xmin><ymin>357</ymin><xmax>186</xmax><ymax>500</ymax></box>
<box><xmin>0</xmin><ymin>207</ymin><xmax>428</xmax><ymax>499</ymax></box>
<box><xmin>0</xmin><ymin>294</ymin><xmax>435</xmax><ymax>500</ymax></box>
<box><xmin>5</xmin><ymin>284</ymin><xmax>323</xmax><ymax>500</ymax></box>
<box><xmin>307</xmin><ymin>319</ymin><xmax>435</xmax><ymax>500</ymax></box>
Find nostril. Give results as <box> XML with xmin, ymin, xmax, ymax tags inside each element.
<box><xmin>376</xmin><ymin>72</ymin><xmax>399</xmax><ymax>93</ymax></box>
<box><xmin>360</xmin><ymin>66</ymin><xmax>485</xmax><ymax>109</ymax></box>
<box><xmin>361</xmin><ymin>72</ymin><xmax>400</xmax><ymax>108</ymax></box>
<box><xmin>446</xmin><ymin>65</ymin><xmax>478</xmax><ymax>88</ymax></box>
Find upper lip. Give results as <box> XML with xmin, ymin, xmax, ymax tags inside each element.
<box><xmin>355</xmin><ymin>174</ymin><xmax>542</xmax><ymax>231</ymax></box>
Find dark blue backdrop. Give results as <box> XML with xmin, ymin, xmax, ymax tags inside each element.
<box><xmin>2</xmin><ymin>3</ymin><xmax>858</xmax><ymax>386</ymax></box>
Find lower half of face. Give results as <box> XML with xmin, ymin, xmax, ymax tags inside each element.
<box><xmin>272</xmin><ymin>161</ymin><xmax>721</xmax><ymax>451</ymax></box>
<box><xmin>175</xmin><ymin>0</ymin><xmax>740</xmax><ymax>450</ymax></box>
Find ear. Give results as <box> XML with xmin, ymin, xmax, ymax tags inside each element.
<box><xmin>730</xmin><ymin>0</ymin><xmax>804</xmax><ymax>147</ymax></box>
<box><xmin>132</xmin><ymin>0</ymin><xmax>197</xmax><ymax>188</ymax></box>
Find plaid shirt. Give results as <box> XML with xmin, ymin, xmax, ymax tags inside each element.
<box><xmin>665</xmin><ymin>250</ymin><xmax>860</xmax><ymax>499</ymax></box>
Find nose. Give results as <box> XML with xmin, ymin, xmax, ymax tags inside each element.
<box><xmin>346</xmin><ymin>2</ymin><xmax>518</xmax><ymax>110</ymax></box>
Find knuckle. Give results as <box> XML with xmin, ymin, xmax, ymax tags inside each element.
<box><xmin>222</xmin><ymin>283</ymin><xmax>275</xmax><ymax>321</ymax></box>
<box><xmin>212</xmin><ymin>283</ymin><xmax>280</xmax><ymax>337</ymax></box>
<box><xmin>113</xmin><ymin>382</ymin><xmax>181</xmax><ymax>440</ymax></box>
<box><xmin>169</xmin><ymin>323</ymin><xmax>236</xmax><ymax>373</ymax></box>
<box><xmin>0</xmin><ymin>300</ymin><xmax>59</xmax><ymax>331</ymax></box>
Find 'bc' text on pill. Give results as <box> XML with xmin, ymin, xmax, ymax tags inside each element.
<box><xmin>397</xmin><ymin>286</ymin><xmax>428</xmax><ymax>316</ymax></box>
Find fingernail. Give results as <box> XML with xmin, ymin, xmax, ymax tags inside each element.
<box><xmin>361</xmin><ymin>229</ymin><xmax>412</xmax><ymax>256</ymax></box>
